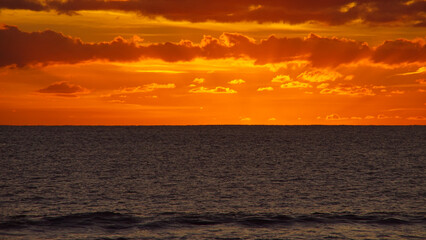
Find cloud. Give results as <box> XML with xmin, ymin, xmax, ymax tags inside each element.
<box><xmin>228</xmin><ymin>79</ymin><xmax>245</xmax><ymax>85</ymax></box>
<box><xmin>339</xmin><ymin>2</ymin><xmax>357</xmax><ymax>13</ymax></box>
<box><xmin>319</xmin><ymin>84</ymin><xmax>375</xmax><ymax>96</ymax></box>
<box><xmin>37</xmin><ymin>81</ymin><xmax>88</xmax><ymax>96</ymax></box>
<box><xmin>1</xmin><ymin>25</ymin><xmax>425</xmax><ymax>68</ymax></box>
<box><xmin>377</xmin><ymin>114</ymin><xmax>392</xmax><ymax>119</ymax></box>
<box><xmin>0</xmin><ymin>25</ymin><xmax>144</xmax><ymax>67</ymax></box>
<box><xmin>193</xmin><ymin>77</ymin><xmax>204</xmax><ymax>84</ymax></box>
<box><xmin>344</xmin><ymin>75</ymin><xmax>354</xmax><ymax>81</ymax></box>
<box><xmin>0</xmin><ymin>0</ymin><xmax>46</xmax><ymax>11</ymax></box>
<box><xmin>119</xmin><ymin>83</ymin><xmax>175</xmax><ymax>93</ymax></box>
<box><xmin>397</xmin><ymin>67</ymin><xmax>426</xmax><ymax>76</ymax></box>
<box><xmin>0</xmin><ymin>25</ymin><xmax>199</xmax><ymax>67</ymax></box>
<box><xmin>241</xmin><ymin>33</ymin><xmax>371</xmax><ymax>67</ymax></box>
<box><xmin>326</xmin><ymin>114</ymin><xmax>342</xmax><ymax>120</ymax></box>
<box><xmin>407</xmin><ymin>116</ymin><xmax>426</xmax><ymax>120</ymax></box>
<box><xmin>257</xmin><ymin>87</ymin><xmax>273</xmax><ymax>91</ymax></box>
<box><xmin>390</xmin><ymin>90</ymin><xmax>405</xmax><ymax>94</ymax></box>
<box><xmin>297</xmin><ymin>70</ymin><xmax>342</xmax><ymax>82</ymax></box>
<box><xmin>271</xmin><ymin>75</ymin><xmax>291</xmax><ymax>83</ymax></box>
<box><xmin>317</xmin><ymin>83</ymin><xmax>330</xmax><ymax>89</ymax></box>
<box><xmin>280</xmin><ymin>81</ymin><xmax>312</xmax><ymax>88</ymax></box>
<box><xmin>300</xmin><ymin>34</ymin><xmax>371</xmax><ymax>67</ymax></box>
<box><xmin>189</xmin><ymin>86</ymin><xmax>236</xmax><ymax>94</ymax></box>
<box><xmin>372</xmin><ymin>38</ymin><xmax>426</xmax><ymax>65</ymax></box>
<box><xmin>2</xmin><ymin>0</ymin><xmax>425</xmax><ymax>26</ymax></box>
<box><xmin>325</xmin><ymin>114</ymin><xmax>388</xmax><ymax>121</ymax></box>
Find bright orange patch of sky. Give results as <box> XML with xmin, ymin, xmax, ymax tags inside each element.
<box><xmin>0</xmin><ymin>0</ymin><xmax>425</xmax><ymax>125</ymax></box>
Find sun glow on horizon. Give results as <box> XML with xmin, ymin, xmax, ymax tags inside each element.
<box><xmin>0</xmin><ymin>1</ymin><xmax>425</xmax><ymax>125</ymax></box>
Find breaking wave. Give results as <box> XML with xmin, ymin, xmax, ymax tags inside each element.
<box><xmin>1</xmin><ymin>211</ymin><xmax>425</xmax><ymax>231</ymax></box>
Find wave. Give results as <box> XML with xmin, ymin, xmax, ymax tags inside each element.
<box><xmin>0</xmin><ymin>212</ymin><xmax>140</xmax><ymax>230</ymax></box>
<box><xmin>1</xmin><ymin>211</ymin><xmax>425</xmax><ymax>231</ymax></box>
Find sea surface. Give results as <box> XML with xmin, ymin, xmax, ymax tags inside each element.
<box><xmin>0</xmin><ymin>126</ymin><xmax>425</xmax><ymax>239</ymax></box>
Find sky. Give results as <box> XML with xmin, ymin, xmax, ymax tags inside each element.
<box><xmin>0</xmin><ymin>0</ymin><xmax>425</xmax><ymax>125</ymax></box>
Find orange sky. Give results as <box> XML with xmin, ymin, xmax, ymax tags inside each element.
<box><xmin>0</xmin><ymin>0</ymin><xmax>425</xmax><ymax>125</ymax></box>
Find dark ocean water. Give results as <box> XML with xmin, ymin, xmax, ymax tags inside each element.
<box><xmin>0</xmin><ymin>126</ymin><xmax>425</xmax><ymax>239</ymax></box>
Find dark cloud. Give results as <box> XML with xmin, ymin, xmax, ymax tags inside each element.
<box><xmin>37</xmin><ymin>81</ymin><xmax>88</xmax><ymax>96</ymax></box>
<box><xmin>372</xmin><ymin>38</ymin><xmax>426</xmax><ymax>64</ymax></box>
<box><xmin>0</xmin><ymin>25</ymin><xmax>424</xmax><ymax>68</ymax></box>
<box><xmin>252</xmin><ymin>34</ymin><xmax>371</xmax><ymax>67</ymax></box>
<box><xmin>0</xmin><ymin>0</ymin><xmax>46</xmax><ymax>11</ymax></box>
<box><xmin>1</xmin><ymin>0</ymin><xmax>425</xmax><ymax>26</ymax></box>
<box><xmin>0</xmin><ymin>25</ymin><xmax>154</xmax><ymax>67</ymax></box>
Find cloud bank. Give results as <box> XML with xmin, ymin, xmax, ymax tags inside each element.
<box><xmin>1</xmin><ymin>0</ymin><xmax>425</xmax><ymax>26</ymax></box>
<box><xmin>0</xmin><ymin>25</ymin><xmax>425</xmax><ymax>68</ymax></box>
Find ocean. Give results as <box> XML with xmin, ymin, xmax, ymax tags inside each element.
<box><xmin>0</xmin><ymin>126</ymin><xmax>425</xmax><ymax>239</ymax></box>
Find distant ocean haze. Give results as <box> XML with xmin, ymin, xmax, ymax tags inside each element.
<box><xmin>0</xmin><ymin>126</ymin><xmax>425</xmax><ymax>239</ymax></box>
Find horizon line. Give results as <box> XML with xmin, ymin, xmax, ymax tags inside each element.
<box><xmin>1</xmin><ymin>124</ymin><xmax>424</xmax><ymax>127</ymax></box>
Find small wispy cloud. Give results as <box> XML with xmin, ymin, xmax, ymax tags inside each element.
<box><xmin>193</xmin><ymin>78</ymin><xmax>205</xmax><ymax>84</ymax></box>
<box><xmin>37</xmin><ymin>81</ymin><xmax>89</xmax><ymax>97</ymax></box>
<box><xmin>189</xmin><ymin>86</ymin><xmax>237</xmax><ymax>94</ymax></box>
<box><xmin>119</xmin><ymin>83</ymin><xmax>176</xmax><ymax>93</ymax></box>
<box><xmin>257</xmin><ymin>87</ymin><xmax>274</xmax><ymax>91</ymax></box>
<box><xmin>228</xmin><ymin>79</ymin><xmax>245</xmax><ymax>85</ymax></box>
